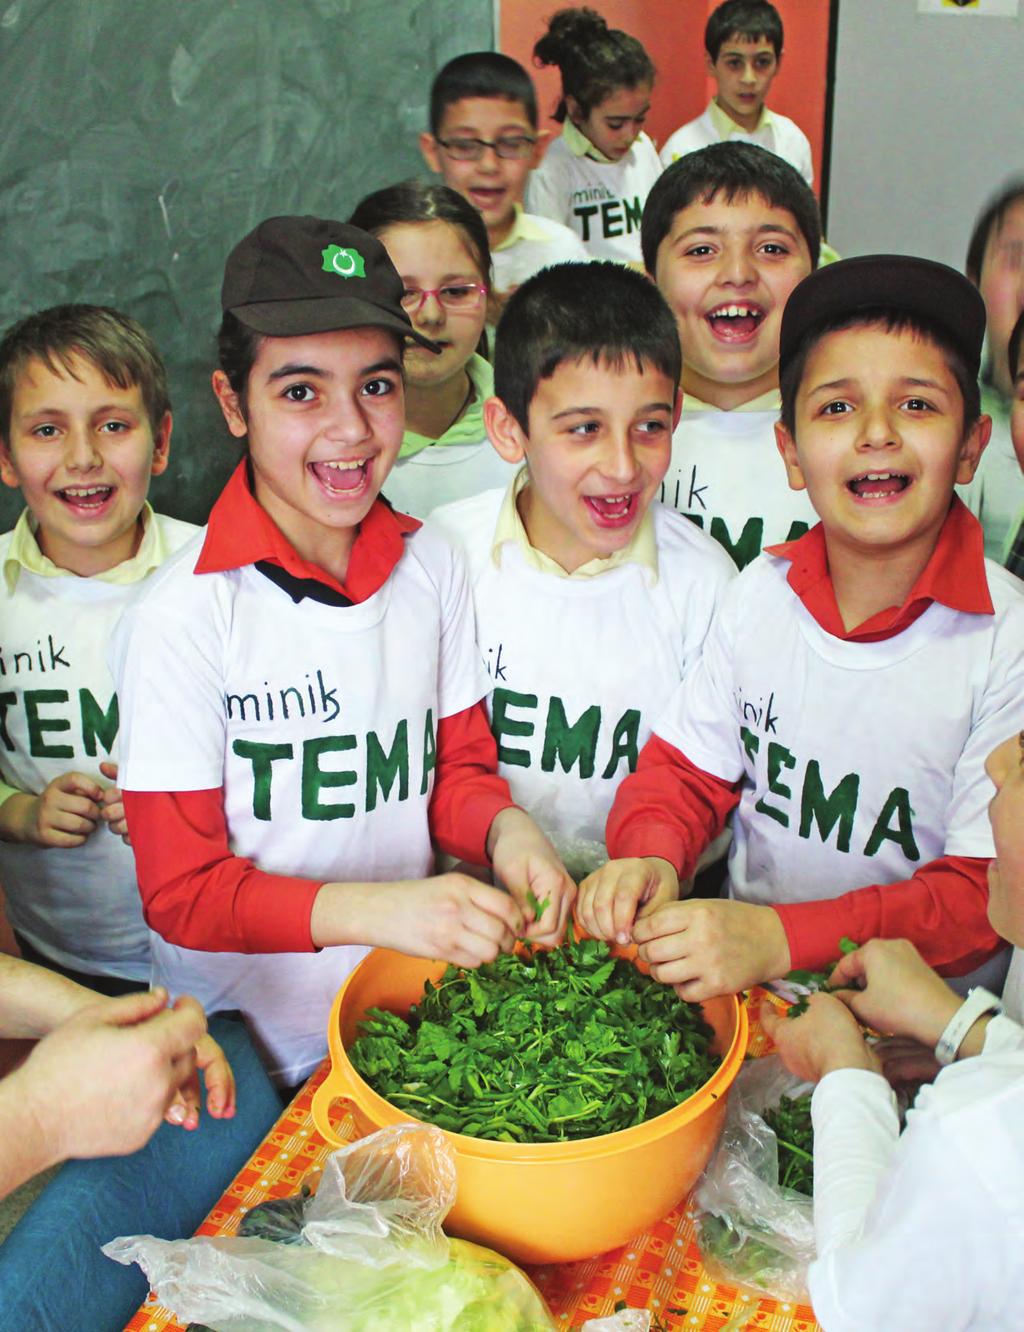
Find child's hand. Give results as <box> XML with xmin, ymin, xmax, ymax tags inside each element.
<box><xmin>164</xmin><ymin>1002</ymin><xmax>236</xmax><ymax>1129</ymax></box>
<box><xmin>356</xmin><ymin>873</ymin><xmax>526</xmax><ymax>968</ymax></box>
<box><xmin>632</xmin><ymin>898</ymin><xmax>791</xmax><ymax>999</ymax></box>
<box><xmin>7</xmin><ymin>772</ymin><xmax>105</xmax><ymax>848</ymax></box>
<box><xmin>760</xmin><ymin>992</ymin><xmax>881</xmax><ymax>1083</ymax></box>
<box><xmin>98</xmin><ymin>760</ymin><xmax>130</xmax><ymax>844</ymax></box>
<box><xmin>829</xmin><ymin>938</ymin><xmax>961</xmax><ymax>1048</ymax></box>
<box><xmin>576</xmin><ymin>856</ymin><xmax>679</xmax><ymax>945</ymax></box>
<box><xmin>486</xmin><ymin>808</ymin><xmax>576</xmax><ymax>947</ymax></box>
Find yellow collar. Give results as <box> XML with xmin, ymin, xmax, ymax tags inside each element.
<box><xmin>4</xmin><ymin>502</ymin><xmax>165</xmax><ymax>592</ymax></box>
<box><xmin>708</xmin><ymin>98</ymin><xmax>772</xmax><ymax>139</ymax></box>
<box><xmin>491</xmin><ymin>467</ymin><xmax>658</xmax><ymax>580</ymax></box>
<box><xmin>492</xmin><ymin>206</ymin><xmax>557</xmax><ymax>252</ymax></box>
<box><xmin>561</xmin><ymin>116</ymin><xmax>615</xmax><ymax>164</ymax></box>
<box><xmin>683</xmin><ymin>387</ymin><xmax>781</xmax><ymax>413</ymax></box>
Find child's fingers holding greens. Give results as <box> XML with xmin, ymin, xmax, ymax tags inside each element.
<box><xmin>577</xmin><ymin>856</ymin><xmax>677</xmax><ymax>945</ymax></box>
<box><xmin>761</xmin><ymin>992</ymin><xmax>880</xmax><ymax>1083</ymax></box>
<box><xmin>635</xmin><ymin>897</ymin><xmax>791</xmax><ymax>999</ymax></box>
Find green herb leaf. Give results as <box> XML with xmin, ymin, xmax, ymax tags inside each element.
<box><xmin>349</xmin><ymin>940</ymin><xmax>718</xmax><ymax>1143</ymax></box>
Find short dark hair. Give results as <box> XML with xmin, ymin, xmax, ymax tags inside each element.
<box><xmin>779</xmin><ymin>309</ymin><xmax>982</xmax><ymax>436</ymax></box>
<box><xmin>0</xmin><ymin>304</ymin><xmax>170</xmax><ymax>442</ymax></box>
<box><xmin>429</xmin><ymin>51</ymin><xmax>538</xmax><ymax>133</ymax></box>
<box><xmin>1010</xmin><ymin>309</ymin><xmax>1024</xmax><ymax>386</ymax></box>
<box><xmin>965</xmin><ymin>178</ymin><xmax>1024</xmax><ymax>284</ymax></box>
<box><xmin>493</xmin><ymin>261</ymin><xmax>681</xmax><ymax>433</ymax></box>
<box><xmin>641</xmin><ymin>142</ymin><xmax>821</xmax><ymax>274</ymax></box>
<box><xmin>533</xmin><ymin>6</ymin><xmax>655</xmax><ymax>122</ymax></box>
<box><xmin>706</xmin><ymin>0</ymin><xmax>784</xmax><ymax>61</ymax></box>
<box><xmin>348</xmin><ymin>179</ymin><xmax>492</xmax><ymax>286</ymax></box>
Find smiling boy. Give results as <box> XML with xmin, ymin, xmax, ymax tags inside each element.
<box><xmin>578</xmin><ymin>256</ymin><xmax>1024</xmax><ymax>1000</ymax></box>
<box><xmin>642</xmin><ymin>142</ymin><xmax>820</xmax><ymax>569</ymax></box>
<box><xmin>660</xmin><ymin>0</ymin><xmax>813</xmax><ymax>187</ymax></box>
<box><xmin>420</xmin><ymin>53</ymin><xmax>586</xmax><ymax>315</ymax></box>
<box><xmin>0</xmin><ymin>305</ymin><xmax>197</xmax><ymax>991</ymax></box>
<box><xmin>430</xmin><ymin>262</ymin><xmax>734</xmax><ymax>877</ymax></box>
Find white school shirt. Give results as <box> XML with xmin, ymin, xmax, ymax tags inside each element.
<box><xmin>526</xmin><ymin>123</ymin><xmax>663</xmax><ymax>265</ymax></box>
<box><xmin>430</xmin><ymin>487</ymin><xmax>734</xmax><ymax>876</ymax></box>
<box><xmin>0</xmin><ymin>511</ymin><xmax>196</xmax><ymax>980</ymax></box>
<box><xmin>660</xmin><ymin>403</ymin><xmax>818</xmax><ymax>570</ymax></box>
<box><xmin>659</xmin><ymin>101</ymin><xmax>814</xmax><ymax>187</ymax></box>
<box><xmin>491</xmin><ymin>207</ymin><xmax>589</xmax><ymax>293</ymax></box>
<box><xmin>958</xmin><ymin>384</ymin><xmax>1022</xmax><ymax>564</ymax></box>
<box><xmin>110</xmin><ymin>524</ymin><xmax>488</xmax><ymax>1085</ymax></box>
<box><xmin>654</xmin><ymin>551</ymin><xmax>1024</xmax><ymax>913</ymax></box>
<box><xmin>808</xmin><ymin>1017</ymin><xmax>1024</xmax><ymax>1330</ymax></box>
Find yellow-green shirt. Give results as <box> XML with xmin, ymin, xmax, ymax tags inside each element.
<box><xmin>491</xmin><ymin>466</ymin><xmax>659</xmax><ymax>580</ymax></box>
<box><xmin>3</xmin><ymin>502</ymin><xmax>170</xmax><ymax>593</ymax></box>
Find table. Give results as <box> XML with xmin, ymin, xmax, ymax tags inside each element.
<box><xmin>126</xmin><ymin>991</ymin><xmax>822</xmax><ymax>1332</ymax></box>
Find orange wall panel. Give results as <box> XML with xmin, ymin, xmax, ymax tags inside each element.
<box><xmin>499</xmin><ymin>1</ymin><xmax>831</xmax><ymax>195</ymax></box>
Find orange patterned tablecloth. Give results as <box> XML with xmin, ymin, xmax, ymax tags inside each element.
<box><xmin>126</xmin><ymin>991</ymin><xmax>821</xmax><ymax>1332</ymax></box>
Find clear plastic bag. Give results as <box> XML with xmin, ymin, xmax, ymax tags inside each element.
<box><xmin>103</xmin><ymin>1124</ymin><xmax>556</xmax><ymax>1332</ymax></box>
<box><xmin>692</xmin><ymin>1056</ymin><xmax>816</xmax><ymax>1302</ymax></box>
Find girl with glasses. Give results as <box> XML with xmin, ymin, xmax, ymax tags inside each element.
<box><xmin>350</xmin><ymin>181</ymin><xmax>518</xmax><ymax>516</ymax></box>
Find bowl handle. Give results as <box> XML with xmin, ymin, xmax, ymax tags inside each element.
<box><xmin>311</xmin><ymin>1065</ymin><xmax>377</xmax><ymax>1147</ymax></box>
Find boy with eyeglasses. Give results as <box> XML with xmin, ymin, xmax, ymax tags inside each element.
<box><xmin>420</xmin><ymin>52</ymin><xmax>587</xmax><ymax>320</ymax></box>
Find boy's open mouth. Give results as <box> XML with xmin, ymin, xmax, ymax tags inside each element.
<box><xmin>847</xmin><ymin>471</ymin><xmax>911</xmax><ymax>500</ymax></box>
<box><xmin>309</xmin><ymin>458</ymin><xmax>370</xmax><ymax>497</ymax></box>
<box><xmin>706</xmin><ymin>303</ymin><xmax>766</xmax><ymax>343</ymax></box>
<box><xmin>57</xmin><ymin>484</ymin><xmax>114</xmax><ymax>511</ymax></box>
<box><xmin>583</xmin><ymin>493</ymin><xmax>637</xmax><ymax>527</ymax></box>
<box><xmin>468</xmin><ymin>186</ymin><xmax>506</xmax><ymax>211</ymax></box>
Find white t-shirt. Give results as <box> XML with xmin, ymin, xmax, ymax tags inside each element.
<box><xmin>110</xmin><ymin>525</ymin><xmax>488</xmax><ymax>1084</ymax></box>
<box><xmin>384</xmin><ymin>441</ymin><xmax>518</xmax><ymax>520</ymax></box>
<box><xmin>0</xmin><ymin>513</ymin><xmax>196</xmax><ymax>980</ymax></box>
<box><xmin>491</xmin><ymin>209</ymin><xmax>589</xmax><ymax>294</ymax></box>
<box><xmin>661</xmin><ymin>406</ymin><xmax>818</xmax><ymax>569</ymax></box>
<box><xmin>654</xmin><ymin>552</ymin><xmax>1024</xmax><ymax>910</ymax></box>
<box><xmin>659</xmin><ymin>102</ymin><xmax>814</xmax><ymax>187</ymax></box>
<box><xmin>808</xmin><ymin>1017</ymin><xmax>1024</xmax><ymax>1331</ymax></box>
<box><xmin>526</xmin><ymin>129</ymin><xmax>663</xmax><ymax>265</ymax></box>
<box><xmin>430</xmin><ymin>489</ymin><xmax>734</xmax><ymax>876</ymax></box>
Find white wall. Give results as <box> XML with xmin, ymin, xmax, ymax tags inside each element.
<box><xmin>827</xmin><ymin>0</ymin><xmax>1024</xmax><ymax>268</ymax></box>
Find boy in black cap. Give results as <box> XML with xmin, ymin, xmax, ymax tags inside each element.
<box><xmin>108</xmin><ymin>216</ymin><xmax>575</xmax><ymax>1091</ymax></box>
<box><xmin>578</xmin><ymin>255</ymin><xmax>1024</xmax><ymax>1003</ymax></box>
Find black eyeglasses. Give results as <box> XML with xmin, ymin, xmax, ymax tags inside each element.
<box><xmin>435</xmin><ymin>134</ymin><xmax>537</xmax><ymax>162</ymax></box>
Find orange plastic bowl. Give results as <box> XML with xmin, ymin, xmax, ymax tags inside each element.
<box><xmin>311</xmin><ymin>948</ymin><xmax>748</xmax><ymax>1265</ymax></box>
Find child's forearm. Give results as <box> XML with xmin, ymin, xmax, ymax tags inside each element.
<box><xmin>774</xmin><ymin>855</ymin><xmax>1000</xmax><ymax>975</ymax></box>
<box><xmin>606</xmin><ymin>734</ymin><xmax>739</xmax><ymax>875</ymax></box>
<box><xmin>0</xmin><ymin>788</ymin><xmax>36</xmax><ymax>843</ymax></box>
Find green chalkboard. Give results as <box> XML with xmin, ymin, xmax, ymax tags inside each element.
<box><xmin>0</xmin><ymin>0</ymin><xmax>493</xmax><ymax>530</ymax></box>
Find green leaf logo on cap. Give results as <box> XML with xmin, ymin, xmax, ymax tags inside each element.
<box><xmin>321</xmin><ymin>245</ymin><xmax>366</xmax><ymax>279</ymax></box>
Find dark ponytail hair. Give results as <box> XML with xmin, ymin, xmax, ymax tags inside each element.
<box><xmin>349</xmin><ymin>180</ymin><xmax>492</xmax><ymax>285</ymax></box>
<box><xmin>533</xmin><ymin>6</ymin><xmax>655</xmax><ymax>122</ymax></box>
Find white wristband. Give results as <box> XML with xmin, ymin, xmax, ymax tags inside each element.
<box><xmin>934</xmin><ymin>987</ymin><xmax>1003</xmax><ymax>1066</ymax></box>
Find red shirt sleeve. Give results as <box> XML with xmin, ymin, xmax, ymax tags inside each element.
<box><xmin>774</xmin><ymin>854</ymin><xmax>1003</xmax><ymax>976</ymax></box>
<box><xmin>429</xmin><ymin>701</ymin><xmax>516</xmax><ymax>865</ymax></box>
<box><xmin>123</xmin><ymin>700</ymin><xmax>513</xmax><ymax>954</ymax></box>
<box><xmin>123</xmin><ymin>788</ymin><xmax>321</xmax><ymax>954</ymax></box>
<box><xmin>605</xmin><ymin>734</ymin><xmax>741</xmax><ymax>874</ymax></box>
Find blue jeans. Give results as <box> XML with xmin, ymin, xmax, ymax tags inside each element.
<box><xmin>0</xmin><ymin>1012</ymin><xmax>283</xmax><ymax>1331</ymax></box>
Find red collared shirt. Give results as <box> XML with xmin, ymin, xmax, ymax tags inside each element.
<box><xmin>607</xmin><ymin>499</ymin><xmax>1000</xmax><ymax>975</ymax></box>
<box><xmin>124</xmin><ymin>461</ymin><xmax>513</xmax><ymax>955</ymax></box>
<box><xmin>764</xmin><ymin>496</ymin><xmax>992</xmax><ymax>641</ymax></box>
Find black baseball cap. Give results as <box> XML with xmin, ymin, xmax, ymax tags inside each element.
<box><xmin>779</xmin><ymin>255</ymin><xmax>987</xmax><ymax>380</ymax></box>
<box><xmin>221</xmin><ymin>215</ymin><xmax>440</xmax><ymax>351</ymax></box>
